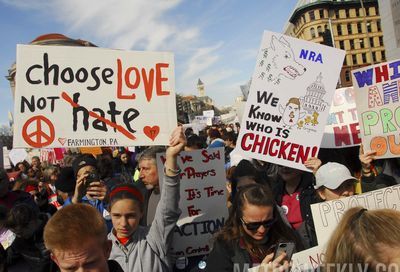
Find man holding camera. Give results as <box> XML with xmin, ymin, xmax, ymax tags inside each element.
<box><xmin>63</xmin><ymin>154</ymin><xmax>111</xmax><ymax>230</ymax></box>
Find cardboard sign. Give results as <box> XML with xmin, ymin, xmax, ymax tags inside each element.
<box><xmin>8</xmin><ymin>148</ymin><xmax>28</xmax><ymax>166</ymax></box>
<box><xmin>311</xmin><ymin>184</ymin><xmax>400</xmax><ymax>245</ymax></box>
<box><xmin>157</xmin><ymin>148</ymin><xmax>228</xmax><ymax>257</ymax></box>
<box><xmin>237</xmin><ymin>31</ymin><xmax>345</xmax><ymax>171</ymax></box>
<box><xmin>79</xmin><ymin>147</ymin><xmax>103</xmax><ymax>156</ymax></box>
<box><xmin>352</xmin><ymin>59</ymin><xmax>400</xmax><ymax>158</ymax></box>
<box><xmin>14</xmin><ymin>45</ymin><xmax>177</xmax><ymax>148</ymax></box>
<box><xmin>321</xmin><ymin>87</ymin><xmax>361</xmax><ymax>148</ymax></box>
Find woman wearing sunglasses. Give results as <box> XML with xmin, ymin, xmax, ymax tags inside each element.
<box><xmin>206</xmin><ymin>183</ymin><xmax>303</xmax><ymax>271</ymax></box>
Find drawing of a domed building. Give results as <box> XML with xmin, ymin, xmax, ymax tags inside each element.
<box><xmin>300</xmin><ymin>73</ymin><xmax>328</xmax><ymax>114</ymax></box>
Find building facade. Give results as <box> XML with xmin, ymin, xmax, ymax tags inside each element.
<box><xmin>377</xmin><ymin>0</ymin><xmax>400</xmax><ymax>61</ymax></box>
<box><xmin>284</xmin><ymin>0</ymin><xmax>386</xmax><ymax>87</ymax></box>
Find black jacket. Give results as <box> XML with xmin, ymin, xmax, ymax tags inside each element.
<box><xmin>206</xmin><ymin>239</ymin><xmax>252</xmax><ymax>272</ymax></box>
<box><xmin>273</xmin><ymin>172</ymin><xmax>319</xmax><ymax>249</ymax></box>
<box><xmin>361</xmin><ymin>173</ymin><xmax>397</xmax><ymax>193</ymax></box>
<box><xmin>6</xmin><ymin>214</ymin><xmax>57</xmax><ymax>272</ymax></box>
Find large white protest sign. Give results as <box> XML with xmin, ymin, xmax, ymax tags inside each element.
<box><xmin>352</xmin><ymin>59</ymin><xmax>400</xmax><ymax>158</ymax></box>
<box><xmin>157</xmin><ymin>147</ymin><xmax>228</xmax><ymax>257</ymax></box>
<box><xmin>237</xmin><ymin>31</ymin><xmax>345</xmax><ymax>171</ymax></box>
<box><xmin>311</xmin><ymin>184</ymin><xmax>400</xmax><ymax>245</ymax></box>
<box><xmin>321</xmin><ymin>87</ymin><xmax>361</xmax><ymax>148</ymax></box>
<box><xmin>14</xmin><ymin>45</ymin><xmax>177</xmax><ymax>148</ymax></box>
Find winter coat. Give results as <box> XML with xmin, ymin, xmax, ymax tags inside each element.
<box><xmin>108</xmin><ymin>174</ymin><xmax>181</xmax><ymax>272</ymax></box>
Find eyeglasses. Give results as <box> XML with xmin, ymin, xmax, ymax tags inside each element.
<box><xmin>240</xmin><ymin>217</ymin><xmax>276</xmax><ymax>231</ymax></box>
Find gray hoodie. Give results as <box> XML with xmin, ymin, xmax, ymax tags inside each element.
<box><xmin>108</xmin><ymin>174</ymin><xmax>181</xmax><ymax>271</ymax></box>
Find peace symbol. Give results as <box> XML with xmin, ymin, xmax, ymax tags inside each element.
<box><xmin>22</xmin><ymin>115</ymin><xmax>55</xmax><ymax>148</ymax></box>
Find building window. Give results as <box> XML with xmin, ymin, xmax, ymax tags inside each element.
<box><xmin>370</xmin><ymin>37</ymin><xmax>374</xmax><ymax>47</ymax></box>
<box><xmin>372</xmin><ymin>52</ymin><xmax>377</xmax><ymax>63</ymax></box>
<box><xmin>302</xmin><ymin>14</ymin><xmax>306</xmax><ymax>23</ymax></box>
<box><xmin>352</xmin><ymin>54</ymin><xmax>357</xmax><ymax>65</ymax></box>
<box><xmin>319</xmin><ymin>9</ymin><xmax>324</xmax><ymax>19</ymax></box>
<box><xmin>337</xmin><ymin>24</ymin><xmax>342</xmax><ymax>35</ymax></box>
<box><xmin>347</xmin><ymin>24</ymin><xmax>352</xmax><ymax>34</ymax></box>
<box><xmin>366</xmin><ymin>7</ymin><xmax>370</xmax><ymax>16</ymax></box>
<box><xmin>362</xmin><ymin>53</ymin><xmax>367</xmax><ymax>63</ymax></box>
<box><xmin>339</xmin><ymin>40</ymin><xmax>345</xmax><ymax>49</ymax></box>
<box><xmin>343</xmin><ymin>57</ymin><xmax>347</xmax><ymax>66</ymax></box>
<box><xmin>309</xmin><ymin>11</ymin><xmax>315</xmax><ymax>21</ymax></box>
<box><xmin>377</xmin><ymin>21</ymin><xmax>381</xmax><ymax>31</ymax></box>
<box><xmin>382</xmin><ymin>51</ymin><xmax>386</xmax><ymax>60</ymax></box>
<box><xmin>355</xmin><ymin>8</ymin><xmax>360</xmax><ymax>17</ymax></box>
<box><xmin>379</xmin><ymin>36</ymin><xmax>384</xmax><ymax>46</ymax></box>
<box><xmin>350</xmin><ymin>39</ymin><xmax>355</xmax><ymax>49</ymax></box>
<box><xmin>376</xmin><ymin>7</ymin><xmax>379</xmax><ymax>15</ymax></box>
<box><xmin>317</xmin><ymin>26</ymin><xmax>322</xmax><ymax>35</ymax></box>
<box><xmin>357</xmin><ymin>23</ymin><xmax>362</xmax><ymax>33</ymax></box>
<box><xmin>335</xmin><ymin>9</ymin><xmax>340</xmax><ymax>19</ymax></box>
<box><xmin>367</xmin><ymin>21</ymin><xmax>372</xmax><ymax>32</ymax></box>
<box><xmin>361</xmin><ymin>39</ymin><xmax>365</xmax><ymax>48</ymax></box>
<box><xmin>345</xmin><ymin>9</ymin><xmax>350</xmax><ymax>18</ymax></box>
<box><xmin>345</xmin><ymin>70</ymin><xmax>351</xmax><ymax>82</ymax></box>
<box><xmin>311</xmin><ymin>27</ymin><xmax>316</xmax><ymax>38</ymax></box>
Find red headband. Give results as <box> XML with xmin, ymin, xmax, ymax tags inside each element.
<box><xmin>110</xmin><ymin>186</ymin><xmax>144</xmax><ymax>204</ymax></box>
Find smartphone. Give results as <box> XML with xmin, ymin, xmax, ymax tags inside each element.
<box><xmin>85</xmin><ymin>172</ymin><xmax>99</xmax><ymax>186</ymax></box>
<box><xmin>273</xmin><ymin>242</ymin><xmax>295</xmax><ymax>262</ymax></box>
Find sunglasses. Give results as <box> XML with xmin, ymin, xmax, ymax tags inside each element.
<box><xmin>240</xmin><ymin>217</ymin><xmax>276</xmax><ymax>231</ymax></box>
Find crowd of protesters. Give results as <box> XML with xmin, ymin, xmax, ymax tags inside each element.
<box><xmin>0</xmin><ymin>122</ymin><xmax>400</xmax><ymax>272</ymax></box>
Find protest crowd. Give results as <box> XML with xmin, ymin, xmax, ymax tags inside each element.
<box><xmin>1</xmin><ymin>33</ymin><xmax>400</xmax><ymax>272</ymax></box>
<box><xmin>1</xmin><ymin>122</ymin><xmax>400</xmax><ymax>272</ymax></box>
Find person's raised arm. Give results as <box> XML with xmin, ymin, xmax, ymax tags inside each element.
<box><xmin>359</xmin><ymin>144</ymin><xmax>377</xmax><ymax>177</ymax></box>
<box><xmin>164</xmin><ymin>126</ymin><xmax>186</xmax><ymax>177</ymax></box>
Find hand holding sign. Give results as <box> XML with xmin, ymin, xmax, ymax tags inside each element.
<box><xmin>304</xmin><ymin>157</ymin><xmax>322</xmax><ymax>174</ymax></box>
<box><xmin>359</xmin><ymin>144</ymin><xmax>377</xmax><ymax>175</ymax></box>
<box><xmin>166</xmin><ymin>126</ymin><xmax>186</xmax><ymax>158</ymax></box>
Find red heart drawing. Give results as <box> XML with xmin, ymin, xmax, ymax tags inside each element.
<box><xmin>58</xmin><ymin>138</ymin><xmax>67</xmax><ymax>146</ymax></box>
<box><xmin>143</xmin><ymin>126</ymin><xmax>160</xmax><ymax>141</ymax></box>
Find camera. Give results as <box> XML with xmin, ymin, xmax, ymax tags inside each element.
<box><xmin>86</xmin><ymin>172</ymin><xmax>99</xmax><ymax>185</ymax></box>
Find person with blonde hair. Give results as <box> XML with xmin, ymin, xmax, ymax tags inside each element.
<box><xmin>324</xmin><ymin>207</ymin><xmax>400</xmax><ymax>271</ymax></box>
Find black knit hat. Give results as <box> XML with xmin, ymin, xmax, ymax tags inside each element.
<box><xmin>71</xmin><ymin>154</ymin><xmax>97</xmax><ymax>177</ymax></box>
<box><xmin>55</xmin><ymin>167</ymin><xmax>76</xmax><ymax>193</ymax></box>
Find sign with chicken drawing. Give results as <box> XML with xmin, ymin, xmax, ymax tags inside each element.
<box><xmin>237</xmin><ymin>31</ymin><xmax>345</xmax><ymax>171</ymax></box>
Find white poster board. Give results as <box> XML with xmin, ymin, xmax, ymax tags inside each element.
<box><xmin>311</xmin><ymin>185</ymin><xmax>400</xmax><ymax>245</ymax></box>
<box><xmin>8</xmin><ymin>148</ymin><xmax>28</xmax><ymax>166</ymax></box>
<box><xmin>321</xmin><ymin>87</ymin><xmax>361</xmax><ymax>148</ymax></box>
<box><xmin>157</xmin><ymin>147</ymin><xmax>228</xmax><ymax>257</ymax></box>
<box><xmin>237</xmin><ymin>31</ymin><xmax>345</xmax><ymax>171</ymax></box>
<box><xmin>352</xmin><ymin>59</ymin><xmax>400</xmax><ymax>158</ymax></box>
<box><xmin>14</xmin><ymin>45</ymin><xmax>177</xmax><ymax>148</ymax></box>
<box><xmin>2</xmin><ymin>147</ymin><xmax>11</xmax><ymax>169</ymax></box>
<box><xmin>203</xmin><ymin>110</ymin><xmax>215</xmax><ymax>118</ymax></box>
